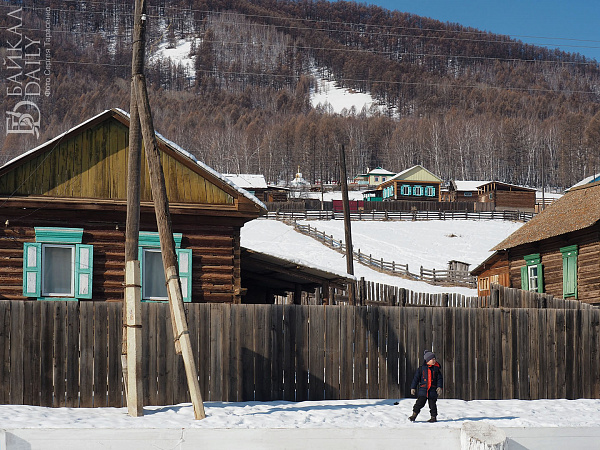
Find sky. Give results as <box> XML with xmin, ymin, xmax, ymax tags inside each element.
<box><xmin>359</xmin><ymin>0</ymin><xmax>600</xmax><ymax>62</ymax></box>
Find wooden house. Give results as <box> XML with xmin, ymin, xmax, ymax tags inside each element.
<box><xmin>477</xmin><ymin>181</ymin><xmax>536</xmax><ymax>212</ymax></box>
<box><xmin>0</xmin><ymin>108</ymin><xmax>267</xmax><ymax>304</ymax></box>
<box><xmin>490</xmin><ymin>181</ymin><xmax>600</xmax><ymax>305</ymax></box>
<box><xmin>377</xmin><ymin>165</ymin><xmax>442</xmax><ymax>202</ymax></box>
<box><xmin>224</xmin><ymin>174</ymin><xmax>288</xmax><ymax>203</ymax></box>
<box><xmin>470</xmin><ymin>251</ymin><xmax>510</xmax><ymax>297</ymax></box>
<box><xmin>447</xmin><ymin>181</ymin><xmax>489</xmax><ymax>203</ymax></box>
<box><xmin>353</xmin><ymin>167</ymin><xmax>396</xmax><ymax>187</ymax></box>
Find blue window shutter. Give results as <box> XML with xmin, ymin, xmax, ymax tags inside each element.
<box><xmin>520</xmin><ymin>266</ymin><xmax>528</xmax><ymax>291</ymax></box>
<box><xmin>75</xmin><ymin>244</ymin><xmax>94</xmax><ymax>299</ymax></box>
<box><xmin>536</xmin><ymin>263</ymin><xmax>544</xmax><ymax>293</ymax></box>
<box><xmin>176</xmin><ymin>248</ymin><xmax>192</xmax><ymax>302</ymax></box>
<box><xmin>23</xmin><ymin>243</ymin><xmax>42</xmax><ymax>297</ymax></box>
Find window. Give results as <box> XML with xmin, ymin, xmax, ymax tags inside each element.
<box><xmin>521</xmin><ymin>253</ymin><xmax>544</xmax><ymax>293</ymax></box>
<box><xmin>425</xmin><ymin>186</ymin><xmax>436</xmax><ymax>197</ymax></box>
<box><xmin>138</xmin><ymin>231</ymin><xmax>192</xmax><ymax>302</ymax></box>
<box><xmin>400</xmin><ymin>184</ymin><xmax>412</xmax><ymax>196</ymax></box>
<box><xmin>381</xmin><ymin>177</ymin><xmax>386</xmax><ymax>182</ymax></box>
<box><xmin>374</xmin><ymin>177</ymin><xmax>379</xmax><ymax>182</ymax></box>
<box><xmin>412</xmin><ymin>185</ymin><xmax>424</xmax><ymax>196</ymax></box>
<box><xmin>464</xmin><ymin>192</ymin><xmax>473</xmax><ymax>197</ymax></box>
<box><xmin>23</xmin><ymin>227</ymin><xmax>93</xmax><ymax>300</ymax></box>
<box><xmin>561</xmin><ymin>245</ymin><xmax>578</xmax><ymax>298</ymax></box>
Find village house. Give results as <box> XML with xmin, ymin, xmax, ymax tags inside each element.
<box><xmin>377</xmin><ymin>165</ymin><xmax>442</xmax><ymax>202</ymax></box>
<box><xmin>224</xmin><ymin>173</ymin><xmax>288</xmax><ymax>203</ymax></box>
<box><xmin>0</xmin><ymin>109</ymin><xmax>268</xmax><ymax>304</ymax></box>
<box><xmin>476</xmin><ymin>181</ymin><xmax>536</xmax><ymax>212</ymax></box>
<box><xmin>478</xmin><ymin>181</ymin><xmax>600</xmax><ymax>305</ymax></box>
<box><xmin>446</xmin><ymin>180</ymin><xmax>489</xmax><ymax>203</ymax></box>
<box><xmin>353</xmin><ymin>167</ymin><xmax>396</xmax><ymax>187</ymax></box>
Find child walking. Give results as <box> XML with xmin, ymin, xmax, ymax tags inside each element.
<box><xmin>409</xmin><ymin>350</ymin><xmax>443</xmax><ymax>422</ymax></box>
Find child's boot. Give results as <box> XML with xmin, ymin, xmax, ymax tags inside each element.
<box><xmin>427</xmin><ymin>415</ymin><xmax>437</xmax><ymax>423</ymax></box>
<box><xmin>408</xmin><ymin>412</ymin><xmax>418</xmax><ymax>422</ymax></box>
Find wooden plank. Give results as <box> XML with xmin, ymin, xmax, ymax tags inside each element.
<box><xmin>528</xmin><ymin>308</ymin><xmax>539</xmax><ymax>400</ymax></box>
<box><xmin>197</xmin><ymin>303</ymin><xmax>211</xmax><ymax>402</ymax></box>
<box><xmin>65</xmin><ymin>301</ymin><xmax>79</xmax><ymax>407</ymax></box>
<box><xmin>0</xmin><ymin>302</ymin><xmax>10</xmax><ymax>404</ymax></box>
<box><xmin>220</xmin><ymin>303</ymin><xmax>232</xmax><ymax>402</ymax></box>
<box><xmin>79</xmin><ymin>302</ymin><xmax>94</xmax><ymax>407</ymax></box>
<box><xmin>576</xmin><ymin>309</ymin><xmax>585</xmax><ymax>399</ymax></box>
<box><xmin>147</xmin><ymin>302</ymin><xmax>159</xmax><ymax>405</ymax></box>
<box><xmin>240</xmin><ymin>304</ymin><xmax>255</xmax><ymax>401</ymax></box>
<box><xmin>270</xmin><ymin>304</ymin><xmax>284</xmax><ymax>401</ymax></box>
<box><xmin>94</xmin><ymin>302</ymin><xmax>108</xmax><ymax>407</ymax></box>
<box><xmin>107</xmin><ymin>302</ymin><xmax>122</xmax><ymax>407</ymax></box>
<box><xmin>592</xmin><ymin>309</ymin><xmax>600</xmax><ymax>399</ymax></box>
<box><xmin>21</xmin><ymin>302</ymin><xmax>37</xmax><ymax>405</ymax></box>
<box><xmin>405</xmin><ymin>307</ymin><xmax>419</xmax><ymax>398</ymax></box>
<box><xmin>564</xmin><ymin>309</ymin><xmax>575</xmax><ymax>399</ymax></box>
<box><xmin>10</xmin><ymin>301</ymin><xmax>24</xmax><ymax>404</ymax></box>
<box><xmin>324</xmin><ymin>305</ymin><xmax>340</xmax><ymax>400</ymax></box>
<box><xmin>455</xmin><ymin>308</ymin><xmax>469</xmax><ymax>400</ymax></box>
<box><xmin>40</xmin><ymin>303</ymin><xmax>54</xmax><ymax>404</ymax></box>
<box><xmin>282</xmin><ymin>305</ymin><xmax>296</xmax><ymax>401</ymax></box>
<box><xmin>398</xmin><ymin>308</ymin><xmax>408</xmax><ymax>399</ymax></box>
<box><xmin>537</xmin><ymin>309</ymin><xmax>548</xmax><ymax>400</ymax></box>
<box><xmin>354</xmin><ymin>306</ymin><xmax>367</xmax><ymax>400</ymax></box>
<box><xmin>156</xmin><ymin>302</ymin><xmax>168</xmax><ymax>405</ymax></box>
<box><xmin>254</xmin><ymin>305</ymin><xmax>271</xmax><ymax>401</ymax></box>
<box><xmin>53</xmin><ymin>302</ymin><xmax>66</xmax><ymax>407</ymax></box>
<box><xmin>386</xmin><ymin>306</ymin><xmax>400</xmax><ymax>400</ymax></box>
<box><xmin>545</xmin><ymin>309</ymin><xmax>557</xmax><ymax>399</ymax></box>
<box><xmin>164</xmin><ymin>305</ymin><xmax>175</xmax><ymax>405</ymax></box>
<box><xmin>367</xmin><ymin>306</ymin><xmax>379</xmax><ymax>399</ymax></box>
<box><xmin>555</xmin><ymin>309</ymin><xmax>566</xmax><ymax>399</ymax></box>
<box><xmin>185</xmin><ymin>304</ymin><xmax>198</xmax><ymax>401</ymax></box>
<box><xmin>517</xmin><ymin>309</ymin><xmax>530</xmax><ymax>399</ymax></box>
<box><xmin>308</xmin><ymin>305</ymin><xmax>325</xmax><ymax>401</ymax></box>
<box><xmin>226</xmin><ymin>304</ymin><xmax>241</xmax><ymax>402</ymax></box>
<box><xmin>209</xmin><ymin>303</ymin><xmax>223</xmax><ymax>401</ymax></box>
<box><xmin>500</xmin><ymin>308</ymin><xmax>512</xmax><ymax>399</ymax></box>
<box><xmin>339</xmin><ymin>306</ymin><xmax>354</xmax><ymax>400</ymax></box>
<box><xmin>488</xmin><ymin>309</ymin><xmax>501</xmax><ymax>400</ymax></box>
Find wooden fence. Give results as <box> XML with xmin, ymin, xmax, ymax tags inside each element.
<box><xmin>294</xmin><ymin>222</ymin><xmax>476</xmax><ymax>287</ymax></box>
<box><xmin>265</xmin><ymin>209</ymin><xmax>534</xmax><ymax>222</ymax></box>
<box><xmin>1</xmin><ymin>296</ymin><xmax>598</xmax><ymax>408</ymax></box>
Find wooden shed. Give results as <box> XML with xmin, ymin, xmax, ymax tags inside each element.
<box><xmin>377</xmin><ymin>165</ymin><xmax>442</xmax><ymax>202</ymax></box>
<box><xmin>0</xmin><ymin>108</ymin><xmax>266</xmax><ymax>304</ymax></box>
<box><xmin>477</xmin><ymin>181</ymin><xmax>536</xmax><ymax>212</ymax></box>
<box><xmin>447</xmin><ymin>180</ymin><xmax>489</xmax><ymax>203</ymax></box>
<box><xmin>470</xmin><ymin>251</ymin><xmax>510</xmax><ymax>297</ymax></box>
<box><xmin>491</xmin><ymin>181</ymin><xmax>600</xmax><ymax>305</ymax></box>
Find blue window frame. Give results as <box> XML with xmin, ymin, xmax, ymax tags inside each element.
<box><xmin>412</xmin><ymin>185</ymin><xmax>424</xmax><ymax>196</ymax></box>
<box><xmin>425</xmin><ymin>186</ymin><xmax>436</xmax><ymax>197</ymax></box>
<box><xmin>23</xmin><ymin>227</ymin><xmax>93</xmax><ymax>300</ymax></box>
<box><xmin>400</xmin><ymin>184</ymin><xmax>412</xmax><ymax>196</ymax></box>
<box><xmin>138</xmin><ymin>231</ymin><xmax>192</xmax><ymax>302</ymax></box>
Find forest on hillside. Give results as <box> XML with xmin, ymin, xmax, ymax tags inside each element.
<box><xmin>1</xmin><ymin>0</ymin><xmax>600</xmax><ymax>189</ymax></box>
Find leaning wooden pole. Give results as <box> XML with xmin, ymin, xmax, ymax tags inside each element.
<box><xmin>339</xmin><ymin>144</ymin><xmax>356</xmax><ymax>304</ymax></box>
<box><xmin>133</xmin><ymin>74</ymin><xmax>206</xmax><ymax>420</ymax></box>
<box><xmin>122</xmin><ymin>0</ymin><xmax>145</xmax><ymax>418</ymax></box>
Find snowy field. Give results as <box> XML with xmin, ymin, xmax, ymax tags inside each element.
<box><xmin>241</xmin><ymin>218</ymin><xmax>523</xmax><ymax>295</ymax></box>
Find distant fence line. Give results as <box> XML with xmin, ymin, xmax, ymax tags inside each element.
<box><xmin>1</xmin><ymin>295</ymin><xmax>598</xmax><ymax>409</ymax></box>
<box><xmin>293</xmin><ymin>222</ymin><xmax>476</xmax><ymax>288</ymax></box>
<box><xmin>265</xmin><ymin>209</ymin><xmax>534</xmax><ymax>222</ymax></box>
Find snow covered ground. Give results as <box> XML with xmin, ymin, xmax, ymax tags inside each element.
<box><xmin>241</xmin><ymin>218</ymin><xmax>523</xmax><ymax>295</ymax></box>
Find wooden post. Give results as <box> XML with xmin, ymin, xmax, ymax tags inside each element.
<box><xmin>338</xmin><ymin>144</ymin><xmax>355</xmax><ymax>304</ymax></box>
<box><xmin>128</xmin><ymin>2</ymin><xmax>205</xmax><ymax>419</ymax></box>
<box><xmin>123</xmin><ymin>0</ymin><xmax>145</xmax><ymax>417</ymax></box>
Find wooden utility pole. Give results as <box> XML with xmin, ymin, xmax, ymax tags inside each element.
<box><xmin>125</xmin><ymin>0</ymin><xmax>205</xmax><ymax>420</ymax></box>
<box><xmin>339</xmin><ymin>144</ymin><xmax>356</xmax><ymax>304</ymax></box>
<box><xmin>123</xmin><ymin>0</ymin><xmax>145</xmax><ymax>418</ymax></box>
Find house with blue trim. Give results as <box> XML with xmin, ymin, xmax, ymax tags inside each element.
<box><xmin>376</xmin><ymin>165</ymin><xmax>442</xmax><ymax>202</ymax></box>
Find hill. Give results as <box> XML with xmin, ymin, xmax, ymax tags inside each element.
<box><xmin>2</xmin><ymin>0</ymin><xmax>600</xmax><ymax>189</ymax></box>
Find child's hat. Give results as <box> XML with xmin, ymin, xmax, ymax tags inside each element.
<box><xmin>424</xmin><ymin>350</ymin><xmax>436</xmax><ymax>362</ymax></box>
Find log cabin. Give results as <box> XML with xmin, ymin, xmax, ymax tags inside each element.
<box><xmin>0</xmin><ymin>108</ymin><xmax>267</xmax><ymax>304</ymax></box>
<box><xmin>477</xmin><ymin>181</ymin><xmax>536</xmax><ymax>212</ymax></box>
<box><xmin>490</xmin><ymin>181</ymin><xmax>600</xmax><ymax>305</ymax></box>
<box><xmin>377</xmin><ymin>165</ymin><xmax>442</xmax><ymax>202</ymax></box>
<box><xmin>470</xmin><ymin>251</ymin><xmax>510</xmax><ymax>297</ymax></box>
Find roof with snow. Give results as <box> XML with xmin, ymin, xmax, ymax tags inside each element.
<box><xmin>0</xmin><ymin>108</ymin><xmax>266</xmax><ymax>215</ymax></box>
<box><xmin>566</xmin><ymin>173</ymin><xmax>600</xmax><ymax>192</ymax></box>
<box><xmin>451</xmin><ymin>180</ymin><xmax>490</xmax><ymax>191</ymax></box>
<box><xmin>224</xmin><ymin>174</ymin><xmax>268</xmax><ymax>189</ymax></box>
<box><xmin>492</xmin><ymin>181</ymin><xmax>600</xmax><ymax>251</ymax></box>
<box><xmin>381</xmin><ymin>165</ymin><xmax>443</xmax><ymax>184</ymax></box>
<box><xmin>367</xmin><ymin>167</ymin><xmax>396</xmax><ymax>176</ymax></box>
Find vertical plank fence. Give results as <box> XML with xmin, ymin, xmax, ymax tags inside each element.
<box><xmin>0</xmin><ymin>297</ymin><xmax>598</xmax><ymax>408</ymax></box>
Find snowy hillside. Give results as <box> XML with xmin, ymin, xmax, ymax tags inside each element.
<box><xmin>241</xmin><ymin>218</ymin><xmax>523</xmax><ymax>295</ymax></box>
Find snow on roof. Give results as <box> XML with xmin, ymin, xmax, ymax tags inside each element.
<box><xmin>567</xmin><ymin>173</ymin><xmax>600</xmax><ymax>191</ymax></box>
<box><xmin>453</xmin><ymin>180</ymin><xmax>489</xmax><ymax>191</ymax></box>
<box><xmin>224</xmin><ymin>174</ymin><xmax>268</xmax><ymax>189</ymax></box>
<box><xmin>1</xmin><ymin>108</ymin><xmax>266</xmax><ymax>211</ymax></box>
<box><xmin>367</xmin><ymin>167</ymin><xmax>396</xmax><ymax>175</ymax></box>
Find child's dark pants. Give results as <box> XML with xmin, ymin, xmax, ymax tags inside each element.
<box><xmin>413</xmin><ymin>395</ymin><xmax>437</xmax><ymax>417</ymax></box>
